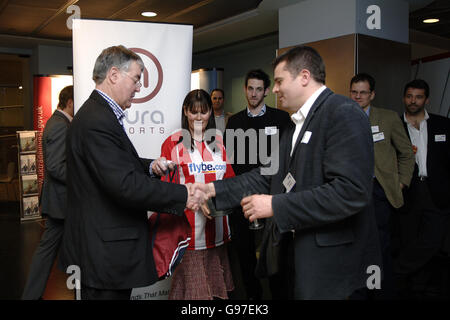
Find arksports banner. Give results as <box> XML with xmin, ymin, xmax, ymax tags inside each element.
<box><xmin>72</xmin><ymin>18</ymin><xmax>193</xmax><ymax>159</ymax></box>
<box><xmin>72</xmin><ymin>19</ymin><xmax>193</xmax><ymax>299</ymax></box>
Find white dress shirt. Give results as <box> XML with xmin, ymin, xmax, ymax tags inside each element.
<box><xmin>290</xmin><ymin>85</ymin><xmax>327</xmax><ymax>156</ymax></box>
<box><xmin>404</xmin><ymin>110</ymin><xmax>429</xmax><ymax>177</ymax></box>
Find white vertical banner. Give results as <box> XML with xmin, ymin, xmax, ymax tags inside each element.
<box><xmin>72</xmin><ymin>19</ymin><xmax>193</xmax><ymax>299</ymax></box>
<box><xmin>72</xmin><ymin>19</ymin><xmax>193</xmax><ymax>158</ymax></box>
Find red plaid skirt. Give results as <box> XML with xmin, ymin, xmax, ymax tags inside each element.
<box><xmin>168</xmin><ymin>245</ymin><xmax>234</xmax><ymax>300</ymax></box>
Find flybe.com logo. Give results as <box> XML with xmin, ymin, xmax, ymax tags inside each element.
<box><xmin>188</xmin><ymin>162</ymin><xmax>227</xmax><ymax>175</ymax></box>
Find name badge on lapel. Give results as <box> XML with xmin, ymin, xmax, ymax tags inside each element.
<box><xmin>371</xmin><ymin>126</ymin><xmax>379</xmax><ymax>133</ymax></box>
<box><xmin>265</xmin><ymin>126</ymin><xmax>277</xmax><ymax>135</ymax></box>
<box><xmin>373</xmin><ymin>132</ymin><xmax>385</xmax><ymax>143</ymax></box>
<box><xmin>301</xmin><ymin>131</ymin><xmax>312</xmax><ymax>144</ymax></box>
<box><xmin>283</xmin><ymin>172</ymin><xmax>296</xmax><ymax>193</ymax></box>
<box><xmin>435</xmin><ymin>134</ymin><xmax>446</xmax><ymax>142</ymax></box>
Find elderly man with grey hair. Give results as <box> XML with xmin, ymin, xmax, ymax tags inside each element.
<box><xmin>59</xmin><ymin>45</ymin><xmax>206</xmax><ymax>300</ymax></box>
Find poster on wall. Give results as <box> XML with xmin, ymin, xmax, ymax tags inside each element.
<box><xmin>72</xmin><ymin>19</ymin><xmax>193</xmax><ymax>299</ymax></box>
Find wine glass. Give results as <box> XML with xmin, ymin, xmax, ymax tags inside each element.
<box><xmin>243</xmin><ymin>191</ymin><xmax>264</xmax><ymax>230</ymax></box>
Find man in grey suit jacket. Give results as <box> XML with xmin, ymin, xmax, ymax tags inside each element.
<box><xmin>22</xmin><ymin>85</ymin><xmax>74</xmax><ymax>300</ymax></box>
<box><xmin>195</xmin><ymin>46</ymin><xmax>381</xmax><ymax>299</ymax></box>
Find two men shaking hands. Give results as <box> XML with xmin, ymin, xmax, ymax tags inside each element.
<box><xmin>151</xmin><ymin>156</ymin><xmax>272</xmax><ymax>222</ymax></box>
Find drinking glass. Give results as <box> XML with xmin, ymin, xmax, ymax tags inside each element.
<box><xmin>243</xmin><ymin>191</ymin><xmax>264</xmax><ymax>230</ymax></box>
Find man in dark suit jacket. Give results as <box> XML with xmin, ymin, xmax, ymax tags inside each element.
<box><xmin>394</xmin><ymin>79</ymin><xmax>450</xmax><ymax>298</ymax></box>
<box><xmin>22</xmin><ymin>85</ymin><xmax>74</xmax><ymax>300</ymax></box>
<box><xmin>195</xmin><ymin>46</ymin><xmax>381</xmax><ymax>299</ymax></box>
<box><xmin>59</xmin><ymin>45</ymin><xmax>205</xmax><ymax>300</ymax></box>
<box><xmin>349</xmin><ymin>73</ymin><xmax>415</xmax><ymax>299</ymax></box>
<box><xmin>224</xmin><ymin>69</ymin><xmax>291</xmax><ymax>299</ymax></box>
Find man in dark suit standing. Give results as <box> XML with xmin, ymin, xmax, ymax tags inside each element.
<box><xmin>196</xmin><ymin>46</ymin><xmax>381</xmax><ymax>299</ymax></box>
<box><xmin>225</xmin><ymin>69</ymin><xmax>290</xmax><ymax>299</ymax></box>
<box><xmin>22</xmin><ymin>85</ymin><xmax>74</xmax><ymax>300</ymax></box>
<box><xmin>59</xmin><ymin>45</ymin><xmax>205</xmax><ymax>300</ymax></box>
<box><xmin>394</xmin><ymin>79</ymin><xmax>450</xmax><ymax>298</ymax></box>
<box><xmin>349</xmin><ymin>73</ymin><xmax>415</xmax><ymax>299</ymax></box>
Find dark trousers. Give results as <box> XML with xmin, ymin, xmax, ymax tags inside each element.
<box><xmin>372</xmin><ymin>179</ymin><xmax>395</xmax><ymax>299</ymax></box>
<box><xmin>229</xmin><ymin>208</ymin><xmax>262</xmax><ymax>299</ymax></box>
<box><xmin>81</xmin><ymin>285</ymin><xmax>132</xmax><ymax>300</ymax></box>
<box><xmin>394</xmin><ymin>177</ymin><xmax>450</xmax><ymax>295</ymax></box>
<box><xmin>349</xmin><ymin>180</ymin><xmax>395</xmax><ymax>300</ymax></box>
<box><xmin>22</xmin><ymin>217</ymin><xmax>64</xmax><ymax>300</ymax></box>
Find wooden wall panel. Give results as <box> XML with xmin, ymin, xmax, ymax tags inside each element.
<box><xmin>276</xmin><ymin>34</ymin><xmax>356</xmax><ymax>113</ymax></box>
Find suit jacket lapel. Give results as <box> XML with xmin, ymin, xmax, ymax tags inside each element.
<box><xmin>288</xmin><ymin>88</ymin><xmax>332</xmax><ymax>168</ymax></box>
<box><xmin>91</xmin><ymin>90</ymin><xmax>141</xmax><ymax>160</ymax></box>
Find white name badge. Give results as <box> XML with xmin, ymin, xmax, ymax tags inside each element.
<box><xmin>283</xmin><ymin>172</ymin><xmax>296</xmax><ymax>193</ymax></box>
<box><xmin>265</xmin><ymin>126</ymin><xmax>277</xmax><ymax>135</ymax></box>
<box><xmin>373</xmin><ymin>132</ymin><xmax>385</xmax><ymax>143</ymax></box>
<box><xmin>435</xmin><ymin>134</ymin><xmax>446</xmax><ymax>142</ymax></box>
<box><xmin>301</xmin><ymin>131</ymin><xmax>312</xmax><ymax>144</ymax></box>
<box><xmin>371</xmin><ymin>125</ymin><xmax>379</xmax><ymax>133</ymax></box>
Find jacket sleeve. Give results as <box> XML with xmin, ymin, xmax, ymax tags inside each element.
<box><xmin>213</xmin><ymin>167</ymin><xmax>271</xmax><ymax>210</ymax></box>
<box><xmin>81</xmin><ymin>122</ymin><xmax>187</xmax><ymax>215</ymax></box>
<box><xmin>390</xmin><ymin>114</ymin><xmax>415</xmax><ymax>187</ymax></box>
<box><xmin>272</xmin><ymin>102</ymin><xmax>374</xmax><ymax>233</ymax></box>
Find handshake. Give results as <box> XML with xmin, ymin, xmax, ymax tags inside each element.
<box><xmin>151</xmin><ymin>157</ymin><xmax>216</xmax><ymax>219</ymax></box>
<box><xmin>152</xmin><ymin>157</ymin><xmax>274</xmax><ymax>221</ymax></box>
<box><xmin>185</xmin><ymin>182</ymin><xmax>216</xmax><ymax>219</ymax></box>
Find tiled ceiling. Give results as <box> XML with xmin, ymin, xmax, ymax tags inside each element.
<box><xmin>0</xmin><ymin>0</ymin><xmax>448</xmax><ymax>49</ymax></box>
<box><xmin>0</xmin><ymin>0</ymin><xmax>263</xmax><ymax>40</ymax></box>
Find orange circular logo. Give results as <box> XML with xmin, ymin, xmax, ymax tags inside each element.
<box><xmin>130</xmin><ymin>48</ymin><xmax>163</xmax><ymax>103</ymax></box>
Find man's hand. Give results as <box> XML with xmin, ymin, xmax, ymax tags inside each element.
<box><xmin>188</xmin><ymin>182</ymin><xmax>216</xmax><ymax>219</ymax></box>
<box><xmin>185</xmin><ymin>183</ymin><xmax>210</xmax><ymax>217</ymax></box>
<box><xmin>151</xmin><ymin>157</ymin><xmax>175</xmax><ymax>176</ymax></box>
<box><xmin>241</xmin><ymin>194</ymin><xmax>274</xmax><ymax>222</ymax></box>
<box><xmin>191</xmin><ymin>182</ymin><xmax>216</xmax><ymax>198</ymax></box>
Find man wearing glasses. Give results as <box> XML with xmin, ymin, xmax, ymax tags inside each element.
<box><xmin>349</xmin><ymin>73</ymin><xmax>415</xmax><ymax>299</ymax></box>
<box><xmin>59</xmin><ymin>45</ymin><xmax>206</xmax><ymax>300</ymax></box>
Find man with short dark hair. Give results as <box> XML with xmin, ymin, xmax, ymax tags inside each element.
<box><xmin>22</xmin><ymin>85</ymin><xmax>74</xmax><ymax>300</ymax></box>
<box><xmin>394</xmin><ymin>79</ymin><xmax>450</xmax><ymax>298</ymax></box>
<box><xmin>59</xmin><ymin>45</ymin><xmax>206</xmax><ymax>300</ymax></box>
<box><xmin>197</xmin><ymin>46</ymin><xmax>381</xmax><ymax>299</ymax></box>
<box><xmin>225</xmin><ymin>69</ymin><xmax>290</xmax><ymax>299</ymax></box>
<box><xmin>349</xmin><ymin>73</ymin><xmax>414</xmax><ymax>299</ymax></box>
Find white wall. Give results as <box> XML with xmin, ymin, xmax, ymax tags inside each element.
<box><xmin>411</xmin><ymin>57</ymin><xmax>450</xmax><ymax>118</ymax></box>
<box><xmin>279</xmin><ymin>0</ymin><xmax>409</xmax><ymax>48</ymax></box>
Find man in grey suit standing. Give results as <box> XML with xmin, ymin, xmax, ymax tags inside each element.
<box><xmin>22</xmin><ymin>85</ymin><xmax>74</xmax><ymax>300</ymax></box>
<box><xmin>195</xmin><ymin>46</ymin><xmax>381</xmax><ymax>299</ymax></box>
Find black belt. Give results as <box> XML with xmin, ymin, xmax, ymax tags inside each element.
<box><xmin>417</xmin><ymin>176</ymin><xmax>427</xmax><ymax>181</ymax></box>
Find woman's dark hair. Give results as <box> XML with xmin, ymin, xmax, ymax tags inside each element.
<box><xmin>180</xmin><ymin>89</ymin><xmax>217</xmax><ymax>151</ymax></box>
